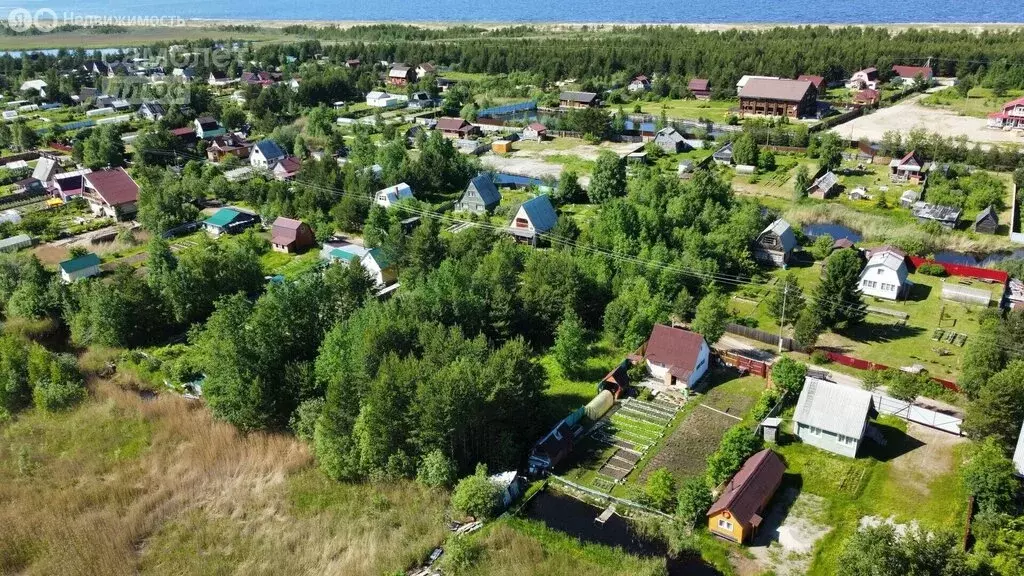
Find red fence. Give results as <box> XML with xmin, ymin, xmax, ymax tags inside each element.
<box><xmin>824</xmin><ymin>351</ymin><xmax>960</xmax><ymax>392</ymax></box>
<box><xmin>908</xmin><ymin>256</ymin><xmax>1009</xmax><ymax>284</ymax></box>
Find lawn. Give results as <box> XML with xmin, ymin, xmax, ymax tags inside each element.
<box><xmin>633</xmin><ymin>98</ymin><xmax>738</xmax><ymax>124</ymax></box>
<box><xmin>544</xmin><ymin>153</ymin><xmax>596</xmax><ymax>174</ymax></box>
<box><xmin>538</xmin><ymin>339</ymin><xmax>626</xmax><ymax>425</ymax></box>
<box><xmin>920</xmin><ymin>87</ymin><xmax>1024</xmax><ymax>118</ymax></box>
<box><xmin>733</xmin><ymin>262</ymin><xmax>999</xmax><ymax>381</ymax></box>
<box><xmin>771</xmin><ymin>416</ymin><xmax>969</xmax><ymax>575</ymax></box>
<box><xmin>729</xmin><ymin>155</ymin><xmax>818</xmax><ymax>200</ymax></box>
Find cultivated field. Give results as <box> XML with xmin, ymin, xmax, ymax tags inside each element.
<box><xmin>832</xmin><ymin>94</ymin><xmax>1024</xmax><ymax>146</ymax></box>
<box><xmin>638</xmin><ymin>404</ymin><xmax>736</xmax><ymax>481</ymax></box>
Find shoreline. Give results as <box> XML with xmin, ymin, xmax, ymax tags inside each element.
<box><xmin>181</xmin><ymin>18</ymin><xmax>1024</xmax><ymax>31</ymax></box>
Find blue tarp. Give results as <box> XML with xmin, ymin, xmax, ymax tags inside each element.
<box><xmin>478</xmin><ymin>100</ymin><xmax>537</xmax><ymax>118</ymax></box>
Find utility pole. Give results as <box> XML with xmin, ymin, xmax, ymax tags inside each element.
<box><xmin>778</xmin><ymin>283</ymin><xmax>788</xmax><ymax>354</ymax></box>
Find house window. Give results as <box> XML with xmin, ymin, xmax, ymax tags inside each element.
<box><xmin>718</xmin><ymin>519</ymin><xmax>734</xmax><ymax>531</ymax></box>
<box><xmin>808</xmin><ymin>426</ymin><xmax>822</xmax><ymax>436</ymax></box>
<box><xmin>514</xmin><ymin>218</ymin><xmax>529</xmax><ymax>228</ymax></box>
<box><xmin>876</xmin><ymin>268</ymin><xmax>883</xmax><ymax>275</ymax></box>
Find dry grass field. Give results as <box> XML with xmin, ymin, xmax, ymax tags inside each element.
<box><xmin>0</xmin><ymin>379</ymin><xmax>449</xmax><ymax>576</ymax></box>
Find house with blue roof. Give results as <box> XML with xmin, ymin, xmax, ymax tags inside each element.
<box><xmin>320</xmin><ymin>242</ymin><xmax>396</xmax><ymax>287</ymax></box>
<box><xmin>508</xmin><ymin>194</ymin><xmax>558</xmax><ymax>246</ymax></box>
<box><xmin>250</xmin><ymin>140</ymin><xmax>287</xmax><ymax>170</ymax></box>
<box><xmin>59</xmin><ymin>252</ymin><xmax>101</xmax><ymax>283</ymax></box>
<box><xmin>454</xmin><ymin>174</ymin><xmax>502</xmax><ymax>214</ymax></box>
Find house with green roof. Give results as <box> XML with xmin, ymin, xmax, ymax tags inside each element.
<box><xmin>203</xmin><ymin>207</ymin><xmax>259</xmax><ymax>237</ymax></box>
<box><xmin>320</xmin><ymin>242</ymin><xmax>396</xmax><ymax>287</ymax></box>
<box><xmin>58</xmin><ymin>252</ymin><xmax>101</xmax><ymax>283</ymax></box>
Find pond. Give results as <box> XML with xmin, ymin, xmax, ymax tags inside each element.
<box><xmin>523</xmin><ymin>489</ymin><xmax>724</xmax><ymax>576</ymax></box>
<box><xmin>932</xmin><ymin>249</ymin><xmax>1024</xmax><ymax>267</ymax></box>
<box><xmin>801</xmin><ymin>222</ymin><xmax>863</xmax><ymax>243</ymax></box>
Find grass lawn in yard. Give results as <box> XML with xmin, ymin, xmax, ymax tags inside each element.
<box><xmin>544</xmin><ymin>153</ymin><xmax>596</xmax><ymax>174</ymax></box>
<box><xmin>538</xmin><ymin>339</ymin><xmax>626</xmax><ymax>425</ymax></box>
<box><xmin>512</xmin><ymin>137</ymin><xmax>592</xmax><ymax>153</ymax></box>
<box><xmin>633</xmin><ymin>99</ymin><xmax>738</xmax><ymax>124</ymax></box>
<box><xmin>772</xmin><ymin>416</ymin><xmax>969</xmax><ymax>575</ymax></box>
<box><xmin>728</xmin><ymin>155</ymin><xmax>818</xmax><ymax>200</ymax></box>
<box><xmin>920</xmin><ymin>87</ymin><xmax>1024</xmax><ymax>119</ymax></box>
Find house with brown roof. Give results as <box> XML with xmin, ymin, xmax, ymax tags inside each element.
<box><xmin>707</xmin><ymin>449</ymin><xmax>786</xmax><ymax>543</ymax></box>
<box><xmin>797</xmin><ymin>74</ymin><xmax>826</xmax><ymax>92</ymax></box>
<box><xmin>688</xmin><ymin>78</ymin><xmax>711</xmax><ymax>100</ymax></box>
<box><xmin>271</xmin><ymin>156</ymin><xmax>302</xmax><ymax>181</ymax></box>
<box><xmin>270</xmin><ymin>217</ymin><xmax>315</xmax><ymax>253</ymax></box>
<box><xmin>639</xmin><ymin>324</ymin><xmax>711</xmax><ymax>390</ymax></box>
<box><xmin>853</xmin><ymin>89</ymin><xmax>881</xmax><ymax>106</ymax></box>
<box><xmin>435</xmin><ymin>117</ymin><xmax>479</xmax><ymax>138</ymax></box>
<box><xmin>892</xmin><ymin>65</ymin><xmax>933</xmax><ymax>87</ymax></box>
<box><xmin>738</xmin><ymin>78</ymin><xmax>817</xmax><ymax>119</ymax></box>
<box><xmin>415</xmin><ymin>62</ymin><xmax>436</xmax><ymax>78</ymax></box>
<box><xmin>388</xmin><ymin>64</ymin><xmax>416</xmax><ymax>87</ymax></box>
<box><xmin>558</xmin><ymin>91</ymin><xmax>599</xmax><ymax>109</ymax></box>
<box><xmin>206</xmin><ymin>134</ymin><xmax>254</xmax><ymax>162</ymax></box>
<box><xmin>82</xmin><ymin>168</ymin><xmax>139</xmax><ymax>220</ymax></box>
<box><xmin>889</xmin><ymin>150</ymin><xmax>928</xmax><ymax>183</ymax></box>
<box><xmin>628</xmin><ymin>74</ymin><xmax>651</xmax><ymax>93</ymax></box>
<box><xmin>523</xmin><ymin>122</ymin><xmax>548</xmax><ymax>141</ymax></box>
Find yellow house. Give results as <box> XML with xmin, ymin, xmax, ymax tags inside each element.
<box><xmin>707</xmin><ymin>449</ymin><xmax>785</xmax><ymax>543</ymax></box>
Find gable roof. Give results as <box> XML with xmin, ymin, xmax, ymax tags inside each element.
<box><xmin>84</xmin><ymin>168</ymin><xmax>139</xmax><ymax>206</ymax></box>
<box><xmin>864</xmin><ymin>250</ymin><xmax>908</xmax><ymax>277</ymax></box>
<box><xmin>713</xmin><ymin>142</ymin><xmax>733</xmax><ymax>160</ymax></box>
<box><xmin>436</xmin><ymin>117</ymin><xmax>472</xmax><ymax>132</ymax></box>
<box><xmin>272</xmin><ymin>216</ymin><xmax>305</xmax><ymax>231</ymax></box>
<box><xmin>794</xmin><ymin>377</ymin><xmax>875</xmax><ymax>438</ymax></box>
<box><xmin>517</xmin><ymin>194</ymin><xmax>558</xmax><ymax>233</ymax></box>
<box><xmin>273</xmin><ymin>156</ymin><xmax>301</xmax><ymax>174</ymax></box>
<box><xmin>707</xmin><ymin>449</ymin><xmax>785</xmax><ymax>525</ymax></box>
<box><xmin>204</xmin><ymin>207</ymin><xmax>254</xmax><ymax>228</ymax></box>
<box><xmin>526</xmin><ymin>122</ymin><xmax>547</xmax><ymax>132</ymax></box>
<box><xmin>254</xmin><ymin>139</ymin><xmax>285</xmax><ymax>160</ymax></box>
<box><xmin>32</xmin><ymin>156</ymin><xmax>58</xmax><ymax>182</ymax></box>
<box><xmin>467</xmin><ymin>174</ymin><xmax>501</xmax><ymax>206</ymax></box>
<box><xmin>559</xmin><ymin>91</ymin><xmax>598</xmax><ymax>104</ymax></box>
<box><xmin>59</xmin><ymin>252</ymin><xmax>101</xmax><ymax>274</ymax></box>
<box><xmin>739</xmin><ymin>78</ymin><xmax>815</xmax><ymax>102</ymax></box>
<box><xmin>810</xmin><ymin>170</ymin><xmax>839</xmax><ymax>192</ymax></box>
<box><xmin>688</xmin><ymin>78</ymin><xmax>710</xmax><ymax>92</ymax></box>
<box><xmin>195</xmin><ymin>116</ymin><xmax>219</xmax><ymax>130</ymax></box>
<box><xmin>643</xmin><ymin>324</ymin><xmax>708</xmax><ymax>382</ymax></box>
<box><xmin>797</xmin><ymin>74</ymin><xmax>826</xmax><ymax>90</ymax></box>
<box><xmin>975</xmin><ymin>205</ymin><xmax>998</xmax><ymax>226</ymax></box>
<box><xmin>758</xmin><ymin>219</ymin><xmax>797</xmax><ymax>252</ymax></box>
<box><xmin>655</xmin><ymin>126</ymin><xmax>686</xmax><ymax>143</ymax></box>
<box><xmin>892</xmin><ymin>65</ymin><xmax>932</xmax><ymax>80</ymax></box>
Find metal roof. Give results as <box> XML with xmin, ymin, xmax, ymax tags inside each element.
<box><xmin>758</xmin><ymin>218</ymin><xmax>797</xmax><ymax>252</ymax></box>
<box><xmin>794</xmin><ymin>377</ymin><xmax>875</xmax><ymax>439</ymax></box>
<box><xmin>739</xmin><ymin>78</ymin><xmax>814</xmax><ymax>102</ymax></box>
<box><xmin>0</xmin><ymin>234</ymin><xmax>31</xmax><ymax>250</ymax></box>
<box><xmin>59</xmin><ymin>253</ymin><xmax>101</xmax><ymax>274</ymax></box>
<box><xmin>516</xmin><ymin>194</ymin><xmax>558</xmax><ymax>233</ymax></box>
<box><xmin>467</xmin><ymin>174</ymin><xmax>501</xmax><ymax>206</ymax></box>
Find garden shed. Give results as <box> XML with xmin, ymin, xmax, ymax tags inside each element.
<box><xmin>940</xmin><ymin>281</ymin><xmax>992</xmax><ymax>307</ymax></box>
<box><xmin>0</xmin><ymin>233</ymin><xmax>31</xmax><ymax>253</ymax></box>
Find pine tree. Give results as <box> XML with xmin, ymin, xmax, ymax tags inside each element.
<box><xmin>814</xmin><ymin>248</ymin><xmax>867</xmax><ymax>329</ymax></box>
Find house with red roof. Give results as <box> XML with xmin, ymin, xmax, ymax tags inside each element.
<box><xmin>891</xmin><ymin>65</ymin><xmax>933</xmax><ymax>87</ymax></box>
<box><xmin>707</xmin><ymin>449</ymin><xmax>786</xmax><ymax>543</ymax></box>
<box><xmin>523</xmin><ymin>122</ymin><xmax>548</xmax><ymax>141</ymax></box>
<box><xmin>628</xmin><ymin>74</ymin><xmax>651</xmax><ymax>93</ymax></box>
<box><xmin>688</xmin><ymin>78</ymin><xmax>711</xmax><ymax>100</ymax></box>
<box><xmin>82</xmin><ymin>168</ymin><xmax>140</xmax><ymax>220</ymax></box>
<box><xmin>638</xmin><ymin>324</ymin><xmax>711</xmax><ymax>390</ymax></box>
<box><xmin>988</xmin><ymin>96</ymin><xmax>1024</xmax><ymax>130</ymax></box>
<box><xmin>853</xmin><ymin>89</ymin><xmax>880</xmax><ymax>106</ymax></box>
<box><xmin>270</xmin><ymin>217</ymin><xmax>315</xmax><ymax>253</ymax></box>
<box><xmin>435</xmin><ymin>117</ymin><xmax>479</xmax><ymax>138</ymax></box>
<box><xmin>271</xmin><ymin>156</ymin><xmax>302</xmax><ymax>181</ymax></box>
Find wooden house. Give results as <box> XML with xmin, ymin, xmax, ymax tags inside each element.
<box><xmin>807</xmin><ymin>171</ymin><xmax>839</xmax><ymax>199</ymax></box>
<box><xmin>688</xmin><ymin>78</ymin><xmax>711</xmax><ymax>100</ymax></box>
<box><xmin>707</xmin><ymin>449</ymin><xmax>786</xmax><ymax>543</ymax></box>
<box><xmin>753</xmin><ymin>218</ymin><xmax>797</xmax><ymax>267</ymax></box>
<box><xmin>738</xmin><ymin>78</ymin><xmax>817</xmax><ymax>119</ymax></box>
<box><xmin>974</xmin><ymin>205</ymin><xmax>999</xmax><ymax>234</ymax></box>
<box><xmin>455</xmin><ymin>174</ymin><xmax>502</xmax><ymax>214</ymax></box>
<box><xmin>558</xmin><ymin>91</ymin><xmax>599</xmax><ymax>109</ymax></box>
<box><xmin>270</xmin><ymin>217</ymin><xmax>315</xmax><ymax>253</ymax></box>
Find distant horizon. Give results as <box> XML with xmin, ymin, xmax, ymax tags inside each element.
<box><xmin>10</xmin><ymin>0</ymin><xmax>1024</xmax><ymax>27</ymax></box>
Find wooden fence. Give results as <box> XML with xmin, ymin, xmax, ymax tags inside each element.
<box><xmin>725</xmin><ymin>323</ymin><xmax>798</xmax><ymax>351</ymax></box>
<box><xmin>720</xmin><ymin>350</ymin><xmax>769</xmax><ymax>378</ymax></box>
<box><xmin>810</xmin><ymin>107</ymin><xmax>863</xmax><ymax>133</ymax></box>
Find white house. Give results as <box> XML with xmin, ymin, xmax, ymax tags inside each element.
<box><xmin>639</xmin><ymin>324</ymin><xmax>711</xmax><ymax>390</ymax></box>
<box><xmin>846</xmin><ymin>67</ymin><xmax>879</xmax><ymax>90</ymax></box>
<box><xmin>858</xmin><ymin>246</ymin><xmax>909</xmax><ymax>301</ymax></box>
<box><xmin>366</xmin><ymin>91</ymin><xmax>400</xmax><ymax>108</ymax></box>
<box><xmin>250</xmin><ymin>140</ymin><xmax>287</xmax><ymax>170</ymax></box>
<box><xmin>58</xmin><ymin>252</ymin><xmax>101</xmax><ymax>283</ymax></box>
<box><xmin>19</xmin><ymin>79</ymin><xmax>47</xmax><ymax>97</ymax></box>
<box><xmin>375</xmin><ymin>182</ymin><xmax>414</xmax><ymax>207</ymax></box>
<box><xmin>507</xmin><ymin>194</ymin><xmax>557</xmax><ymax>246</ymax></box>
<box><xmin>320</xmin><ymin>243</ymin><xmax>395</xmax><ymax>287</ymax></box>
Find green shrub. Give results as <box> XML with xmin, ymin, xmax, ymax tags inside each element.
<box><xmin>917</xmin><ymin>262</ymin><xmax>947</xmax><ymax>277</ymax></box>
<box><xmin>810</xmin><ymin>350</ymin><xmax>830</xmax><ymax>364</ymax></box>
<box><xmin>32</xmin><ymin>352</ymin><xmax>86</xmax><ymax>412</ymax></box>
<box><xmin>451</xmin><ymin>464</ymin><xmax>501</xmax><ymax>519</ymax></box>
<box><xmin>289</xmin><ymin>397</ymin><xmax>324</xmax><ymax>443</ymax></box>
<box><xmin>417</xmin><ymin>449</ymin><xmax>457</xmax><ymax>488</ymax></box>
